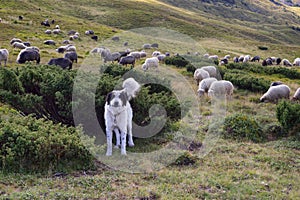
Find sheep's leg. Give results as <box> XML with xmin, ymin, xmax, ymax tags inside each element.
<box><xmin>127</xmin><ymin>122</ymin><xmax>134</xmax><ymax>147</ymax></box>
<box><xmin>106</xmin><ymin>128</ymin><xmax>113</xmax><ymax>156</ymax></box>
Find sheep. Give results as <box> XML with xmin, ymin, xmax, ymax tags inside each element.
<box><xmin>55</xmin><ymin>25</ymin><xmax>60</xmax><ymax>29</ymax></box>
<box><xmin>16</xmin><ymin>49</ymin><xmax>40</xmax><ymax>64</ymax></box>
<box><xmin>140</xmin><ymin>51</ymin><xmax>147</xmax><ymax>58</ymax></box>
<box><xmin>85</xmin><ymin>30</ymin><xmax>94</xmax><ymax>35</ymax></box>
<box><xmin>66</xmin><ymin>45</ymin><xmax>76</xmax><ymax>52</ymax></box>
<box><xmin>129</xmin><ymin>51</ymin><xmax>141</xmax><ymax>60</ymax></box>
<box><xmin>151</xmin><ymin>43</ymin><xmax>159</xmax><ymax>48</ymax></box>
<box><xmin>262</xmin><ymin>58</ymin><xmax>273</xmax><ymax>66</ymax></box>
<box><xmin>260</xmin><ymin>84</ymin><xmax>291</xmax><ymax>103</ymax></box>
<box><xmin>52</xmin><ymin>29</ymin><xmax>61</xmax><ymax>34</ymax></box>
<box><xmin>91</xmin><ymin>47</ymin><xmax>105</xmax><ymax>54</ymax></box>
<box><xmin>68</xmin><ymin>30</ymin><xmax>77</xmax><ymax>35</ymax></box>
<box><xmin>48</xmin><ymin>58</ymin><xmax>72</xmax><ymax>69</ymax></box>
<box><xmin>208</xmin><ymin>55</ymin><xmax>218</xmax><ymax>60</ymax></box>
<box><xmin>23</xmin><ymin>42</ymin><xmax>31</xmax><ymax>47</ymax></box>
<box><xmin>270</xmin><ymin>81</ymin><xmax>283</xmax><ymax>87</ymax></box>
<box><xmin>243</xmin><ymin>55</ymin><xmax>251</xmax><ymax>63</ymax></box>
<box><xmin>292</xmin><ymin>88</ymin><xmax>300</xmax><ymax>100</ymax></box>
<box><xmin>10</xmin><ymin>38</ymin><xmax>22</xmax><ymax>46</ymax></box>
<box><xmin>197</xmin><ymin>77</ymin><xmax>218</xmax><ymax>97</ymax></box>
<box><xmin>233</xmin><ymin>57</ymin><xmax>239</xmax><ymax>63</ymax></box>
<box><xmin>64</xmin><ymin>51</ymin><xmax>78</xmax><ymax>63</ymax></box>
<box><xmin>56</xmin><ymin>46</ymin><xmax>67</xmax><ymax>53</ymax></box>
<box><xmin>224</xmin><ymin>55</ymin><xmax>230</xmax><ymax>60</ymax></box>
<box><xmin>143</xmin><ymin>44</ymin><xmax>151</xmax><ymax>49</ymax></box>
<box><xmin>208</xmin><ymin>80</ymin><xmax>234</xmax><ymax>99</ymax></box>
<box><xmin>157</xmin><ymin>54</ymin><xmax>166</xmax><ymax>62</ymax></box>
<box><xmin>111</xmin><ymin>36</ymin><xmax>119</xmax><ymax>41</ymax></box>
<box><xmin>220</xmin><ymin>58</ymin><xmax>228</xmax><ymax>65</ymax></box>
<box><xmin>0</xmin><ymin>49</ymin><xmax>9</xmax><ymax>66</ymax></box>
<box><xmin>165</xmin><ymin>52</ymin><xmax>170</xmax><ymax>57</ymax></box>
<box><xmin>119</xmin><ymin>55</ymin><xmax>135</xmax><ymax>67</ymax></box>
<box><xmin>152</xmin><ymin>51</ymin><xmax>161</xmax><ymax>56</ymax></box>
<box><xmin>12</xmin><ymin>42</ymin><xmax>26</xmax><ymax>49</ymax></box>
<box><xmin>238</xmin><ymin>55</ymin><xmax>244</xmax><ymax>62</ymax></box>
<box><xmin>44</xmin><ymin>40</ymin><xmax>56</xmax><ymax>45</ymax></box>
<box><xmin>101</xmin><ymin>49</ymin><xmax>121</xmax><ymax>63</ymax></box>
<box><xmin>62</xmin><ymin>40</ymin><xmax>70</xmax><ymax>44</ymax></box>
<box><xmin>123</xmin><ymin>41</ymin><xmax>128</xmax><ymax>46</ymax></box>
<box><xmin>251</xmin><ymin>56</ymin><xmax>260</xmax><ymax>62</ymax></box>
<box><xmin>276</xmin><ymin>57</ymin><xmax>282</xmax><ymax>65</ymax></box>
<box><xmin>41</xmin><ymin>19</ymin><xmax>50</xmax><ymax>27</ymax></box>
<box><xmin>282</xmin><ymin>59</ymin><xmax>292</xmax><ymax>67</ymax></box>
<box><xmin>91</xmin><ymin>35</ymin><xmax>98</xmax><ymax>41</ymax></box>
<box><xmin>45</xmin><ymin>29</ymin><xmax>52</xmax><ymax>34</ymax></box>
<box><xmin>293</xmin><ymin>58</ymin><xmax>300</xmax><ymax>66</ymax></box>
<box><xmin>25</xmin><ymin>46</ymin><xmax>40</xmax><ymax>52</ymax></box>
<box><xmin>200</xmin><ymin>66</ymin><xmax>217</xmax><ymax>78</ymax></box>
<box><xmin>203</xmin><ymin>53</ymin><xmax>209</xmax><ymax>58</ymax></box>
<box><xmin>142</xmin><ymin>57</ymin><xmax>159</xmax><ymax>71</ymax></box>
<box><xmin>193</xmin><ymin>68</ymin><xmax>210</xmax><ymax>85</ymax></box>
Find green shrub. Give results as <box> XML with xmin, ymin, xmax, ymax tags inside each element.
<box><xmin>258</xmin><ymin>46</ymin><xmax>268</xmax><ymax>50</ymax></box>
<box><xmin>223</xmin><ymin>72</ymin><xmax>269</xmax><ymax>92</ymax></box>
<box><xmin>164</xmin><ymin>55</ymin><xmax>189</xmax><ymax>68</ymax></box>
<box><xmin>0</xmin><ymin>114</ymin><xmax>94</xmax><ymax>173</ymax></box>
<box><xmin>276</xmin><ymin>100</ymin><xmax>300</xmax><ymax>138</ymax></box>
<box><xmin>223</xmin><ymin>113</ymin><xmax>264</xmax><ymax>142</ymax></box>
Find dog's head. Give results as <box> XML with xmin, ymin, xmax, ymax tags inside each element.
<box><xmin>106</xmin><ymin>90</ymin><xmax>128</xmax><ymax>107</ymax></box>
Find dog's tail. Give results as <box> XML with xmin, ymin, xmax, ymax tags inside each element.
<box><xmin>122</xmin><ymin>78</ymin><xmax>141</xmax><ymax>100</ymax></box>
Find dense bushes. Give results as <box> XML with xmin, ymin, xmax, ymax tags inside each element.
<box><xmin>223</xmin><ymin>113</ymin><xmax>264</xmax><ymax>142</ymax></box>
<box><xmin>164</xmin><ymin>55</ymin><xmax>189</xmax><ymax>68</ymax></box>
<box><xmin>276</xmin><ymin>100</ymin><xmax>300</xmax><ymax>138</ymax></box>
<box><xmin>0</xmin><ymin>113</ymin><xmax>94</xmax><ymax>172</ymax></box>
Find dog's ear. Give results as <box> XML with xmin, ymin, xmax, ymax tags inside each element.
<box><xmin>119</xmin><ymin>91</ymin><xmax>128</xmax><ymax>106</ymax></box>
<box><xmin>106</xmin><ymin>92</ymin><xmax>113</xmax><ymax>105</ymax></box>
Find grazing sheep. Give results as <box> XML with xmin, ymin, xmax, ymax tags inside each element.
<box><xmin>18</xmin><ymin>15</ymin><xmax>23</xmax><ymax>20</ymax></box>
<box><xmin>208</xmin><ymin>55</ymin><xmax>218</xmax><ymax>60</ymax></box>
<box><xmin>140</xmin><ymin>51</ymin><xmax>147</xmax><ymax>58</ymax></box>
<box><xmin>208</xmin><ymin>80</ymin><xmax>234</xmax><ymax>99</ymax></box>
<box><xmin>56</xmin><ymin>46</ymin><xmax>67</xmax><ymax>53</ymax></box>
<box><xmin>44</xmin><ymin>40</ymin><xmax>56</xmax><ymax>45</ymax></box>
<box><xmin>293</xmin><ymin>58</ymin><xmax>300</xmax><ymax>66</ymax></box>
<box><xmin>152</xmin><ymin>51</ymin><xmax>161</xmax><ymax>56</ymax></box>
<box><xmin>64</xmin><ymin>51</ymin><xmax>78</xmax><ymax>63</ymax></box>
<box><xmin>91</xmin><ymin>47</ymin><xmax>105</xmax><ymax>54</ymax></box>
<box><xmin>66</xmin><ymin>45</ymin><xmax>76</xmax><ymax>52</ymax></box>
<box><xmin>194</xmin><ymin>68</ymin><xmax>210</xmax><ymax>85</ymax></box>
<box><xmin>45</xmin><ymin>29</ymin><xmax>52</xmax><ymax>34</ymax></box>
<box><xmin>68</xmin><ymin>30</ymin><xmax>77</xmax><ymax>35</ymax></box>
<box><xmin>203</xmin><ymin>53</ymin><xmax>209</xmax><ymax>58</ymax></box>
<box><xmin>41</xmin><ymin>19</ymin><xmax>50</xmax><ymax>27</ymax></box>
<box><xmin>262</xmin><ymin>58</ymin><xmax>273</xmax><ymax>66</ymax></box>
<box><xmin>143</xmin><ymin>44</ymin><xmax>151</xmax><ymax>49</ymax></box>
<box><xmin>10</xmin><ymin>38</ymin><xmax>22</xmax><ymax>45</ymax></box>
<box><xmin>200</xmin><ymin>66</ymin><xmax>217</xmax><ymax>78</ymax></box>
<box><xmin>48</xmin><ymin>58</ymin><xmax>72</xmax><ymax>69</ymax></box>
<box><xmin>292</xmin><ymin>88</ymin><xmax>300</xmax><ymax>100</ymax></box>
<box><xmin>157</xmin><ymin>54</ymin><xmax>166</xmax><ymax>62</ymax></box>
<box><xmin>165</xmin><ymin>52</ymin><xmax>170</xmax><ymax>57</ymax></box>
<box><xmin>282</xmin><ymin>59</ymin><xmax>292</xmax><ymax>67</ymax></box>
<box><xmin>142</xmin><ymin>57</ymin><xmax>159</xmax><ymax>71</ymax></box>
<box><xmin>101</xmin><ymin>49</ymin><xmax>121</xmax><ymax>63</ymax></box>
<box><xmin>276</xmin><ymin>57</ymin><xmax>282</xmax><ymax>65</ymax></box>
<box><xmin>25</xmin><ymin>46</ymin><xmax>40</xmax><ymax>52</ymax></box>
<box><xmin>124</xmin><ymin>41</ymin><xmax>129</xmax><ymax>46</ymax></box>
<box><xmin>0</xmin><ymin>49</ymin><xmax>9</xmax><ymax>66</ymax></box>
<box><xmin>119</xmin><ymin>55</ymin><xmax>135</xmax><ymax>67</ymax></box>
<box><xmin>260</xmin><ymin>84</ymin><xmax>291</xmax><ymax>103</ymax></box>
<box><xmin>16</xmin><ymin>49</ymin><xmax>40</xmax><ymax>64</ymax></box>
<box><xmin>52</xmin><ymin>29</ymin><xmax>61</xmax><ymax>34</ymax></box>
<box><xmin>85</xmin><ymin>30</ymin><xmax>94</xmax><ymax>35</ymax></box>
<box><xmin>220</xmin><ymin>58</ymin><xmax>228</xmax><ymax>65</ymax></box>
<box><xmin>243</xmin><ymin>55</ymin><xmax>251</xmax><ymax>63</ymax></box>
<box><xmin>23</xmin><ymin>42</ymin><xmax>31</xmax><ymax>47</ymax></box>
<box><xmin>233</xmin><ymin>57</ymin><xmax>239</xmax><ymax>63</ymax></box>
<box><xmin>224</xmin><ymin>55</ymin><xmax>230</xmax><ymax>60</ymax></box>
<box><xmin>62</xmin><ymin>40</ymin><xmax>70</xmax><ymax>44</ymax></box>
<box><xmin>12</xmin><ymin>42</ymin><xmax>26</xmax><ymax>49</ymax></box>
<box><xmin>270</xmin><ymin>81</ymin><xmax>283</xmax><ymax>87</ymax></box>
<box><xmin>55</xmin><ymin>25</ymin><xmax>60</xmax><ymax>29</ymax></box>
<box><xmin>251</xmin><ymin>56</ymin><xmax>260</xmax><ymax>62</ymax></box>
<box><xmin>238</xmin><ymin>56</ymin><xmax>244</xmax><ymax>62</ymax></box>
<box><xmin>129</xmin><ymin>51</ymin><xmax>141</xmax><ymax>60</ymax></box>
<box><xmin>197</xmin><ymin>77</ymin><xmax>218</xmax><ymax>97</ymax></box>
<box><xmin>111</xmin><ymin>36</ymin><xmax>119</xmax><ymax>41</ymax></box>
<box><xmin>91</xmin><ymin>35</ymin><xmax>98</xmax><ymax>41</ymax></box>
<box><xmin>151</xmin><ymin>43</ymin><xmax>159</xmax><ymax>48</ymax></box>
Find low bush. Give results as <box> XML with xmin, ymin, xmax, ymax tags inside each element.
<box><xmin>164</xmin><ymin>55</ymin><xmax>189</xmax><ymax>68</ymax></box>
<box><xmin>0</xmin><ymin>114</ymin><xmax>94</xmax><ymax>173</ymax></box>
<box><xmin>276</xmin><ymin>100</ymin><xmax>300</xmax><ymax>138</ymax></box>
<box><xmin>258</xmin><ymin>46</ymin><xmax>268</xmax><ymax>50</ymax></box>
<box><xmin>223</xmin><ymin>113</ymin><xmax>264</xmax><ymax>142</ymax></box>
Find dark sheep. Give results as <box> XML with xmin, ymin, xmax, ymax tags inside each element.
<box><xmin>220</xmin><ymin>58</ymin><xmax>228</xmax><ymax>65</ymax></box>
<box><xmin>251</xmin><ymin>56</ymin><xmax>260</xmax><ymax>62</ymax></box>
<box><xmin>91</xmin><ymin>35</ymin><xmax>98</xmax><ymax>41</ymax></box>
<box><xmin>262</xmin><ymin>60</ymin><xmax>267</xmax><ymax>66</ymax></box>
<box><xmin>266</xmin><ymin>58</ymin><xmax>273</xmax><ymax>65</ymax></box>
<box><xmin>48</xmin><ymin>58</ymin><xmax>72</xmax><ymax>69</ymax></box>
<box><xmin>119</xmin><ymin>55</ymin><xmax>135</xmax><ymax>67</ymax></box>
<box><xmin>18</xmin><ymin>16</ymin><xmax>23</xmax><ymax>20</ymax></box>
<box><xmin>124</xmin><ymin>41</ymin><xmax>128</xmax><ymax>46</ymax></box>
<box><xmin>51</xmin><ymin>19</ymin><xmax>55</xmax><ymax>24</ymax></box>
<box><xmin>276</xmin><ymin>57</ymin><xmax>282</xmax><ymax>65</ymax></box>
<box><xmin>68</xmin><ymin>30</ymin><xmax>77</xmax><ymax>35</ymax></box>
<box><xmin>151</xmin><ymin>43</ymin><xmax>159</xmax><ymax>48</ymax></box>
<box><xmin>44</xmin><ymin>40</ymin><xmax>56</xmax><ymax>45</ymax></box>
<box><xmin>64</xmin><ymin>52</ymin><xmax>78</xmax><ymax>63</ymax></box>
<box><xmin>112</xmin><ymin>36</ymin><xmax>120</xmax><ymax>41</ymax></box>
<box><xmin>233</xmin><ymin>57</ymin><xmax>239</xmax><ymax>63</ymax></box>
<box><xmin>23</xmin><ymin>42</ymin><xmax>31</xmax><ymax>47</ymax></box>
<box><xmin>17</xmin><ymin>50</ymin><xmax>40</xmax><ymax>64</ymax></box>
<box><xmin>41</xmin><ymin>21</ymin><xmax>50</xmax><ymax>27</ymax></box>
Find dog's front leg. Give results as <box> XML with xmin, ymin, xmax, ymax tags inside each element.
<box><xmin>106</xmin><ymin>128</ymin><xmax>113</xmax><ymax>156</ymax></box>
<box><xmin>114</xmin><ymin>128</ymin><xmax>121</xmax><ymax>148</ymax></box>
<box><xmin>121</xmin><ymin>131</ymin><xmax>127</xmax><ymax>155</ymax></box>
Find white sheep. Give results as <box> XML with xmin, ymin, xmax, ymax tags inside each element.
<box><xmin>45</xmin><ymin>29</ymin><xmax>52</xmax><ymax>34</ymax></box>
<box><xmin>293</xmin><ymin>58</ymin><xmax>300</xmax><ymax>66</ymax></box>
<box><xmin>208</xmin><ymin>80</ymin><xmax>234</xmax><ymax>99</ymax></box>
<box><xmin>243</xmin><ymin>55</ymin><xmax>251</xmax><ymax>63</ymax></box>
<box><xmin>224</xmin><ymin>54</ymin><xmax>231</xmax><ymax>60</ymax></box>
<box><xmin>55</xmin><ymin>25</ymin><xmax>60</xmax><ymax>29</ymax></box>
<box><xmin>0</xmin><ymin>49</ymin><xmax>9</xmax><ymax>66</ymax></box>
<box><xmin>203</xmin><ymin>53</ymin><xmax>209</xmax><ymax>58</ymax></box>
<box><xmin>292</xmin><ymin>88</ymin><xmax>300</xmax><ymax>100</ymax></box>
<box><xmin>128</xmin><ymin>51</ymin><xmax>141</xmax><ymax>60</ymax></box>
<box><xmin>25</xmin><ymin>46</ymin><xmax>40</xmax><ymax>52</ymax></box>
<box><xmin>52</xmin><ymin>29</ymin><xmax>61</xmax><ymax>34</ymax></box>
<box><xmin>282</xmin><ymin>59</ymin><xmax>292</xmax><ymax>67</ymax></box>
<box><xmin>208</xmin><ymin>55</ymin><xmax>218</xmax><ymax>60</ymax></box>
<box><xmin>12</xmin><ymin>42</ymin><xmax>26</xmax><ymax>49</ymax></box>
<box><xmin>157</xmin><ymin>54</ymin><xmax>166</xmax><ymax>62</ymax></box>
<box><xmin>193</xmin><ymin>68</ymin><xmax>210</xmax><ymax>85</ymax></box>
<box><xmin>197</xmin><ymin>77</ymin><xmax>217</xmax><ymax>97</ymax></box>
<box><xmin>142</xmin><ymin>57</ymin><xmax>159</xmax><ymax>71</ymax></box>
<box><xmin>200</xmin><ymin>66</ymin><xmax>217</xmax><ymax>78</ymax></box>
<box><xmin>66</xmin><ymin>45</ymin><xmax>76</xmax><ymax>52</ymax></box>
<box><xmin>260</xmin><ymin>84</ymin><xmax>291</xmax><ymax>103</ymax></box>
<box><xmin>152</xmin><ymin>51</ymin><xmax>161</xmax><ymax>56</ymax></box>
<box><xmin>10</xmin><ymin>38</ymin><xmax>22</xmax><ymax>45</ymax></box>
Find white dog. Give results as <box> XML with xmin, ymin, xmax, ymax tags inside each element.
<box><xmin>104</xmin><ymin>78</ymin><xmax>141</xmax><ymax>156</ymax></box>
